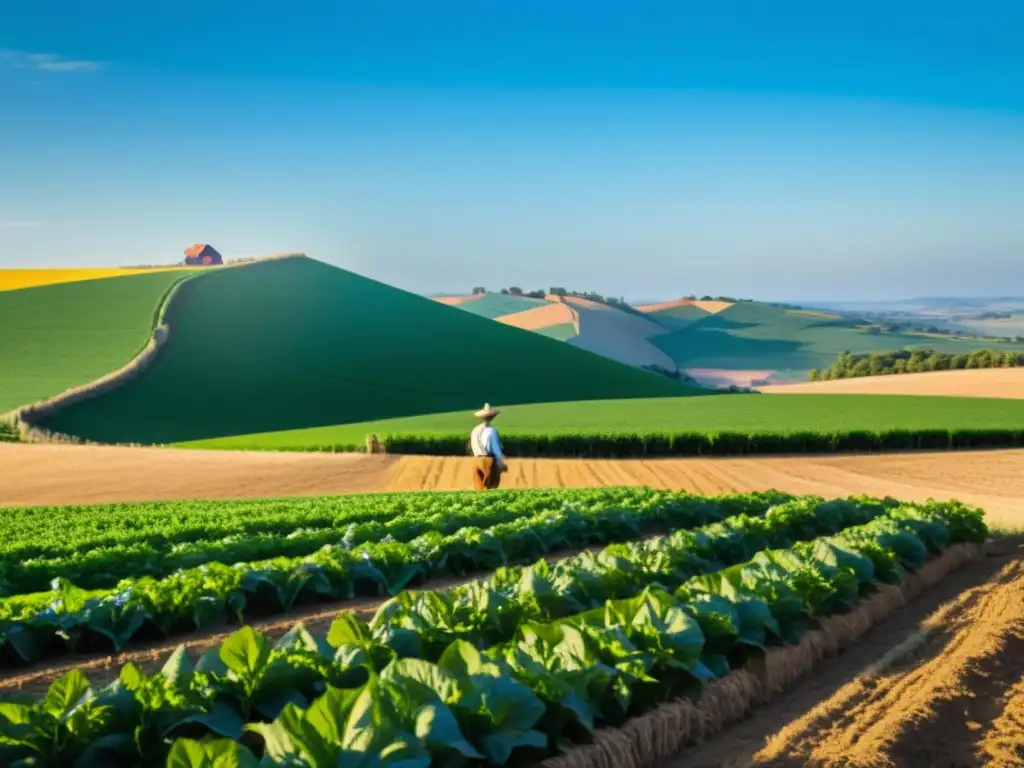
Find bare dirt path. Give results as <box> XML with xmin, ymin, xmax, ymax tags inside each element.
<box><xmin>764</xmin><ymin>367</ymin><xmax>1024</xmax><ymax>398</ymax></box>
<box><xmin>663</xmin><ymin>540</ymin><xmax>1024</xmax><ymax>768</ymax></box>
<box><xmin>0</xmin><ymin>443</ymin><xmax>398</xmax><ymax>506</ymax></box>
<box><xmin>3</xmin><ymin>443</ymin><xmax>1024</xmax><ymax>530</ymax></box>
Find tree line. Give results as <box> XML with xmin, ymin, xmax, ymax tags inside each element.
<box><xmin>810</xmin><ymin>348</ymin><xmax>1024</xmax><ymax>380</ymax></box>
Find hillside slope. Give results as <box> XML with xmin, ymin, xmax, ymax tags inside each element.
<box><xmin>649</xmin><ymin>301</ymin><xmax>1024</xmax><ymax>385</ymax></box>
<box><xmin>560</xmin><ymin>296</ymin><xmax>677</xmax><ymax>371</ymax></box>
<box><xmin>0</xmin><ymin>270</ymin><xmax>196</xmax><ymax>414</ymax></box>
<box><xmin>37</xmin><ymin>257</ymin><xmax>696</xmax><ymax>444</ymax></box>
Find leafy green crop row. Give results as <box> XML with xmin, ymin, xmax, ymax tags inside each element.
<box><xmin>0</xmin><ymin>500</ymin><xmax>986</xmax><ymax>767</ymax></box>
<box><xmin>0</xmin><ymin>421</ymin><xmax>18</xmax><ymax>442</ymax></box>
<box><xmin>2</xmin><ymin>488</ymin><xmax>768</xmax><ymax>595</ymax></box>
<box><xmin>0</xmin><ymin>491</ymin><xmax>792</xmax><ymax>663</ymax></box>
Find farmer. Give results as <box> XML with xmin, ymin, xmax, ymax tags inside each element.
<box><xmin>470</xmin><ymin>403</ymin><xmax>507</xmax><ymax>490</ymax></box>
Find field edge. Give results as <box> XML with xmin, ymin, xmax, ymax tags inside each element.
<box><xmin>538</xmin><ymin>542</ymin><xmax>983</xmax><ymax>768</ymax></box>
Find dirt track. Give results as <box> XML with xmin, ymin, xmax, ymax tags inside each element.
<box><xmin>2</xmin><ymin>443</ymin><xmax>1023</xmax><ymax>530</ymax></box>
<box><xmin>669</xmin><ymin>542</ymin><xmax>1024</xmax><ymax>768</ymax></box>
<box><xmin>765</xmin><ymin>367</ymin><xmax>1024</xmax><ymax>398</ymax></box>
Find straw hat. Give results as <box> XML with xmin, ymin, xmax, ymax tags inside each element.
<box><xmin>474</xmin><ymin>403</ymin><xmax>500</xmax><ymax>420</ymax></box>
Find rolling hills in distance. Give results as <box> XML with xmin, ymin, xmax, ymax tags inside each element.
<box><xmin>3</xmin><ymin>253</ymin><xmax>1024</xmax><ymax>449</ymax></box>
<box><xmin>434</xmin><ymin>289</ymin><xmax>1024</xmax><ymax>388</ymax></box>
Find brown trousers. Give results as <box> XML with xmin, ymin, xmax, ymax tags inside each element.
<box><xmin>473</xmin><ymin>457</ymin><xmax>503</xmax><ymax>490</ymax></box>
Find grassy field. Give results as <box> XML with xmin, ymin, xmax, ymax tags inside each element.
<box><xmin>649</xmin><ymin>301</ymin><xmax>1024</xmax><ymax>373</ymax></box>
<box><xmin>533</xmin><ymin>322</ymin><xmax>578</xmax><ymax>341</ymax></box>
<box><xmin>447</xmin><ymin>292</ymin><xmax>549</xmax><ymax>319</ymax></box>
<box><xmin>0</xmin><ymin>270</ymin><xmax>196</xmax><ymax>413</ymax></box>
<box><xmin>38</xmin><ymin>257</ymin><xmax>694</xmax><ymax>444</ymax></box>
<box><xmin>181</xmin><ymin>392</ymin><xmax>1024</xmax><ymax>451</ymax></box>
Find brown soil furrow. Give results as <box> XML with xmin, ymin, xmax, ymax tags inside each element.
<box><xmin>980</xmin><ymin>678</ymin><xmax>1024</xmax><ymax>768</ymax></box>
<box><xmin>803</xmin><ymin>561</ymin><xmax>1024</xmax><ymax>767</ymax></box>
<box><xmin>673</xmin><ymin>552</ymin><xmax>1024</xmax><ymax>768</ymax></box>
<box><xmin>657</xmin><ymin>543</ymin><xmax>1023</xmax><ymax>768</ymax></box>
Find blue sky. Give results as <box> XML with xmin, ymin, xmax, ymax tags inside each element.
<box><xmin>2</xmin><ymin>1</ymin><xmax>1023</xmax><ymax>301</ymax></box>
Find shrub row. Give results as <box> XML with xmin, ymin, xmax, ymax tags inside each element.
<box><xmin>0</xmin><ymin>421</ymin><xmax>19</xmax><ymax>442</ymax></box>
<box><xmin>360</xmin><ymin>427</ymin><xmax>1024</xmax><ymax>457</ymax></box>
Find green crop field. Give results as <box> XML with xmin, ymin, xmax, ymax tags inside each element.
<box><xmin>642</xmin><ymin>302</ymin><xmax>713</xmax><ymax>330</ymax></box>
<box><xmin>0</xmin><ymin>270</ymin><xmax>195</xmax><ymax>414</ymax></box>
<box><xmin>532</xmin><ymin>322</ymin><xmax>578</xmax><ymax>341</ymax></box>
<box><xmin>649</xmin><ymin>301</ymin><xmax>1024</xmax><ymax>373</ymax></box>
<box><xmin>450</xmin><ymin>292</ymin><xmax>549</xmax><ymax>318</ymax></box>
<box><xmin>182</xmin><ymin>392</ymin><xmax>1024</xmax><ymax>452</ymax></box>
<box><xmin>0</xmin><ymin>488</ymin><xmax>987</xmax><ymax>766</ymax></box>
<box><xmin>37</xmin><ymin>257</ymin><xmax>695</xmax><ymax>444</ymax></box>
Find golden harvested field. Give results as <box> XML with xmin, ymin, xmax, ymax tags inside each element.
<box><xmin>765</xmin><ymin>367</ymin><xmax>1024</xmax><ymax>398</ymax></box>
<box><xmin>2</xmin><ymin>443</ymin><xmax>1023</xmax><ymax>531</ymax></box>
<box><xmin>496</xmin><ymin>301</ymin><xmax>578</xmax><ymax>331</ymax></box>
<box><xmin>0</xmin><ymin>267</ymin><xmax>193</xmax><ymax>292</ymax></box>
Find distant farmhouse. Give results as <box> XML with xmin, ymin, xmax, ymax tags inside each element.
<box><xmin>183</xmin><ymin>244</ymin><xmax>223</xmax><ymax>266</ymax></box>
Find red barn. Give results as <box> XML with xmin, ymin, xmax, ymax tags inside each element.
<box><xmin>183</xmin><ymin>244</ymin><xmax>223</xmax><ymax>266</ymax></box>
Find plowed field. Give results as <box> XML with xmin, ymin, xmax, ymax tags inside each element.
<box><xmin>3</xmin><ymin>443</ymin><xmax>1024</xmax><ymax>531</ymax></box>
<box><xmin>667</xmin><ymin>541</ymin><xmax>1024</xmax><ymax>768</ymax></box>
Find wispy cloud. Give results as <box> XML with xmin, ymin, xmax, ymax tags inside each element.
<box><xmin>0</xmin><ymin>49</ymin><xmax>103</xmax><ymax>72</ymax></box>
<box><xmin>0</xmin><ymin>221</ymin><xmax>41</xmax><ymax>229</ymax></box>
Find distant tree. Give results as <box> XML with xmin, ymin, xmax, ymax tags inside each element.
<box><xmin>525</xmin><ymin>290</ymin><xmax>545</xmax><ymax>299</ymax></box>
<box><xmin>549</xmin><ymin>287</ymin><xmax>567</xmax><ymax>296</ymax></box>
<box><xmin>700</xmin><ymin>295</ymin><xmax>713</xmax><ymax>301</ymax></box>
<box><xmin>500</xmin><ymin>288</ymin><xmax>509</xmax><ymax>295</ymax></box>
<box><xmin>508</xmin><ymin>286</ymin><xmax>523</xmax><ymax>296</ymax></box>
<box><xmin>814</xmin><ymin>347</ymin><xmax>1019</xmax><ymax>380</ymax></box>
<box><xmin>471</xmin><ymin>286</ymin><xmax>486</xmax><ymax>295</ymax></box>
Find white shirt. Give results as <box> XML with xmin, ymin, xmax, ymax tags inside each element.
<box><xmin>471</xmin><ymin>423</ymin><xmax>505</xmax><ymax>465</ymax></box>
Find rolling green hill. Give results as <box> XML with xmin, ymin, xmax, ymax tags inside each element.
<box><xmin>0</xmin><ymin>270</ymin><xmax>196</xmax><ymax>414</ymax></box>
<box><xmin>648</xmin><ymin>301</ymin><xmax>1024</xmax><ymax>379</ymax></box>
<box><xmin>36</xmin><ymin>257</ymin><xmax>697</xmax><ymax>444</ymax></box>
<box><xmin>182</xmin><ymin>393</ymin><xmax>1024</xmax><ymax>452</ymax></box>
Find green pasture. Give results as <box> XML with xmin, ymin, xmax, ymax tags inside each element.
<box><xmin>649</xmin><ymin>301</ymin><xmax>1024</xmax><ymax>373</ymax></box>
<box><xmin>0</xmin><ymin>270</ymin><xmax>195</xmax><ymax>413</ymax></box>
<box><xmin>533</xmin><ymin>322</ymin><xmax>578</xmax><ymax>341</ymax></box>
<box><xmin>450</xmin><ymin>293</ymin><xmax>549</xmax><ymax>319</ymax></box>
<box><xmin>181</xmin><ymin>392</ymin><xmax>1024</xmax><ymax>451</ymax></box>
<box><xmin>39</xmin><ymin>257</ymin><xmax>694</xmax><ymax>444</ymax></box>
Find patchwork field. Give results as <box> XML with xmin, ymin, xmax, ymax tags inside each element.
<box><xmin>559</xmin><ymin>295</ymin><xmax>678</xmax><ymax>371</ymax></box>
<box><xmin>181</xmin><ymin>393</ymin><xmax>1024</xmax><ymax>454</ymax></box>
<box><xmin>31</xmin><ymin>257</ymin><xmax>693</xmax><ymax>444</ymax></box>
<box><xmin>765</xmin><ymin>367</ymin><xmax>1024</xmax><ymax>398</ymax></box>
<box><xmin>4</xmin><ymin>260</ymin><xmax>1022</xmax><ymax>767</ymax></box>
<box><xmin>0</xmin><ymin>269</ymin><xmax>197</xmax><ymax>413</ymax></box>
<box><xmin>0</xmin><ymin>267</ymin><xmax>193</xmax><ymax>293</ymax></box>
<box><xmin>441</xmin><ymin>290</ymin><xmax>1024</xmax><ymax>386</ymax></box>
<box><xmin>650</xmin><ymin>301</ymin><xmax>1024</xmax><ymax>383</ymax></box>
